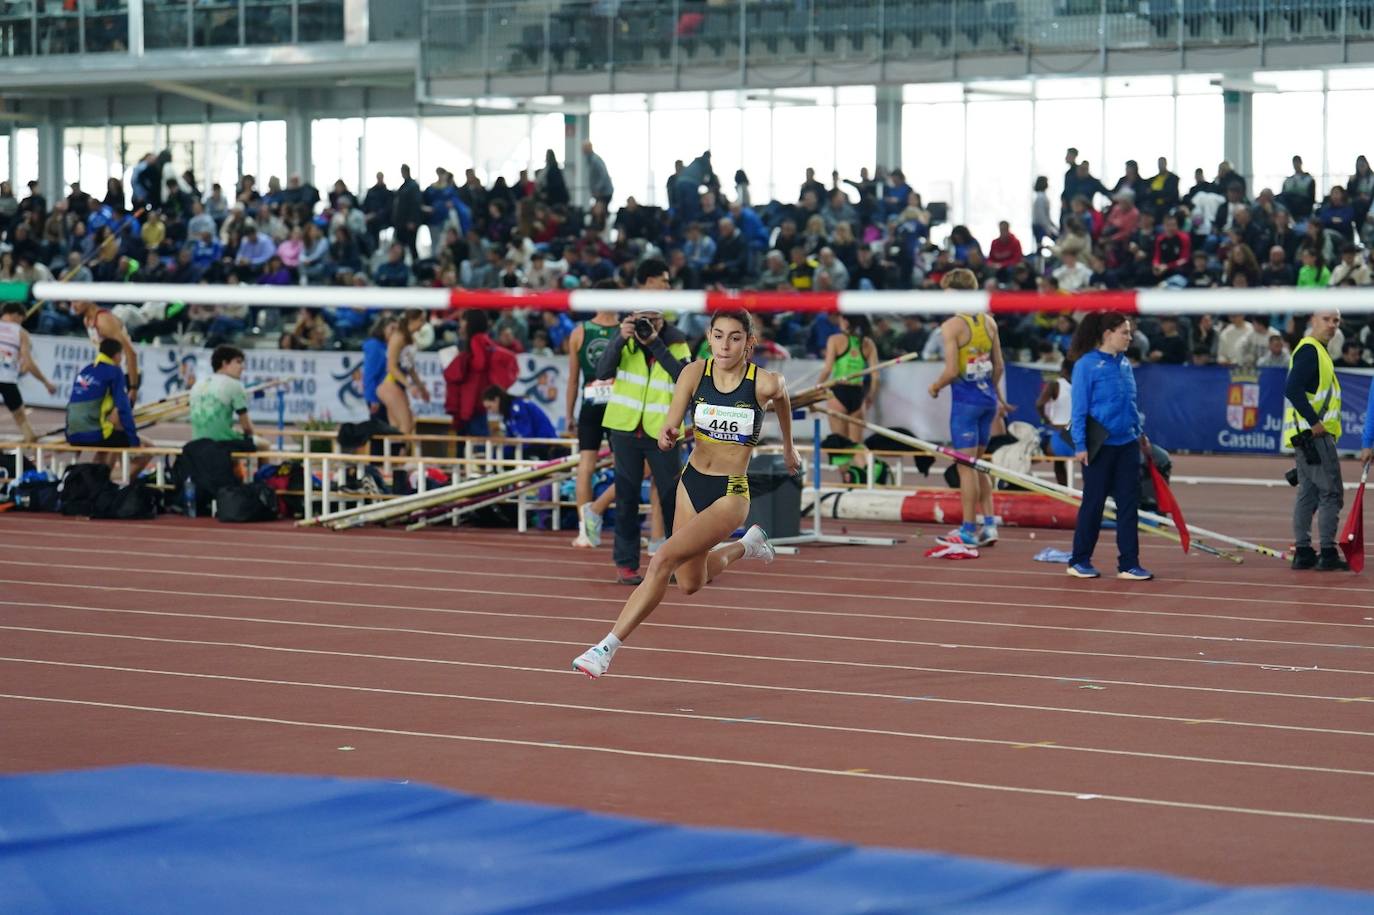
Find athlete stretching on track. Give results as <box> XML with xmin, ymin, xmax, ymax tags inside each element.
<box><xmin>573</xmin><ymin>309</ymin><xmax>801</xmax><ymax>679</ymax></box>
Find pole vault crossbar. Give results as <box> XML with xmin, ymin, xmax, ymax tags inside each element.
<box><xmin>27</xmin><ymin>281</ymin><xmax>1374</xmax><ymax>315</ymax></box>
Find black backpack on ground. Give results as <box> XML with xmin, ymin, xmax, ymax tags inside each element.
<box><xmin>13</xmin><ymin>480</ymin><xmax>61</xmax><ymax>512</ymax></box>
<box><xmin>92</xmin><ymin>483</ymin><xmax>161</xmax><ymax>520</ymax></box>
<box><xmin>216</xmin><ymin>481</ymin><xmax>280</xmax><ymax>522</ymax></box>
<box><xmin>170</xmin><ymin>439</ymin><xmax>240</xmax><ymax>515</ymax></box>
<box><xmin>59</xmin><ymin>463</ymin><xmax>117</xmax><ymax>516</ymax></box>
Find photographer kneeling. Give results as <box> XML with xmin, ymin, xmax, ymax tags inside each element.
<box><xmin>1285</xmin><ymin>310</ymin><xmax>1347</xmax><ymax>571</ymax></box>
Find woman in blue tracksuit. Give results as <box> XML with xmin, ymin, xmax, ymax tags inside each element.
<box><xmin>1066</xmin><ymin>312</ymin><xmax>1153</xmax><ymax>581</ymax></box>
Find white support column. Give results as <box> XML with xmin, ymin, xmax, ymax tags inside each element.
<box><xmin>875</xmin><ymin>84</ymin><xmax>902</xmax><ymax>172</ymax></box>
<box><xmin>37</xmin><ymin>112</ymin><xmax>64</xmax><ymax>203</ymax></box>
<box><xmin>128</xmin><ymin>0</ymin><xmax>145</xmax><ymax>56</ymax></box>
<box><xmin>1222</xmin><ymin>87</ymin><xmax>1254</xmax><ymax>187</ymax></box>
<box><xmin>564</xmin><ymin>111</ymin><xmax>589</xmax><ymax>206</ymax></box>
<box><xmin>286</xmin><ymin>96</ymin><xmax>314</xmax><ymax>185</ymax></box>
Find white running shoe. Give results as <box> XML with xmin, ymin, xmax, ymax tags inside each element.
<box><xmin>979</xmin><ymin>525</ymin><xmax>998</xmax><ymax>546</ymax></box>
<box><xmin>572</xmin><ymin>645</ymin><xmax>613</xmax><ymax>679</ymax></box>
<box><xmin>571</xmin><ymin>533</ymin><xmax>593</xmax><ymax>548</ymax></box>
<box><xmin>741</xmin><ymin>524</ymin><xmax>776</xmax><ymax>563</ymax></box>
<box><xmin>580</xmin><ymin>503</ymin><xmax>604</xmax><ymax>548</ymax></box>
<box><xmin>647</xmin><ymin>537</ymin><xmax>665</xmax><ymax>555</ymax></box>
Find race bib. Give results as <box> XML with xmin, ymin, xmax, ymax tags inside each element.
<box><xmin>694</xmin><ymin>403</ymin><xmax>754</xmax><ymax>442</ymax></box>
<box><xmin>583</xmin><ymin>380</ymin><xmax>613</xmax><ymax>405</ymax></box>
<box><xmin>0</xmin><ymin>345</ymin><xmax>16</xmax><ymax>375</ymax></box>
<box><xmin>963</xmin><ymin>353</ymin><xmax>993</xmax><ymax>384</ymax></box>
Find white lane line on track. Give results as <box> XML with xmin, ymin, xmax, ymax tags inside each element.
<box><xmin>1</xmin><ymin>552</ymin><xmax>1367</xmax><ymax>650</ymax></box>
<box><xmin>5</xmin><ymin>654</ymin><xmax>1372</xmax><ymax>779</ymax></box>
<box><xmin>3</xmin><ymin>692</ymin><xmax>1372</xmax><ymax>827</ymax></box>
<box><xmin>8</xmin><ymin>540</ymin><xmax>1373</xmax><ymax>618</ymax></box>
<box><xmin>2</xmin><ymin>583</ymin><xmax>1370</xmax><ymax>677</ymax></box>
<box><xmin>3</xmin><ymin>616</ymin><xmax>1372</xmax><ymax>709</ymax></box>
<box><xmin>5</xmin><ymin>519</ymin><xmax>1368</xmax><ymax>599</ymax></box>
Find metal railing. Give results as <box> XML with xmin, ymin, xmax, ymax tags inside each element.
<box><xmin>0</xmin><ymin>0</ymin><xmax>344</xmax><ymax>57</ymax></box>
<box><xmin>420</xmin><ymin>0</ymin><xmax>1374</xmax><ymax>83</ymax></box>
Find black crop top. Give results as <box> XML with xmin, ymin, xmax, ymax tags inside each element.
<box><xmin>692</xmin><ymin>359</ymin><xmax>765</xmax><ymax>447</ymax></box>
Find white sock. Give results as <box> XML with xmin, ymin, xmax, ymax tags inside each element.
<box><xmin>598</xmin><ymin>633</ymin><xmax>622</xmax><ymax>654</ymax></box>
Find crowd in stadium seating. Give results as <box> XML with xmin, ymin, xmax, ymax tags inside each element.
<box><xmin>2</xmin><ymin>142</ymin><xmax>1373</xmax><ymax>367</ymax></box>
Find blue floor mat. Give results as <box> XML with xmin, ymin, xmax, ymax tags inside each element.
<box><xmin>1</xmin><ymin>766</ymin><xmax>1369</xmax><ymax>914</ymax></box>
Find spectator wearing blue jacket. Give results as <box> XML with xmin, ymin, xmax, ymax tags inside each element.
<box><xmin>66</xmin><ymin>338</ymin><xmax>153</xmax><ymax>474</ymax></box>
<box><xmin>1067</xmin><ymin>313</ymin><xmax>1153</xmax><ymax>582</ymax></box>
<box><xmin>881</xmin><ymin>168</ymin><xmax>912</xmax><ymax>218</ymax></box>
<box><xmin>482</xmin><ymin>384</ymin><xmax>558</xmax><ymax>459</ymax></box>
<box><xmin>362</xmin><ymin>315</ymin><xmax>396</xmax><ymax>422</ymax></box>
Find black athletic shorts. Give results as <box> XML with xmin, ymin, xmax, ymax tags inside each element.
<box><xmin>680</xmin><ymin>462</ymin><xmax>750</xmax><ymax>514</ymax></box>
<box><xmin>0</xmin><ymin>382</ymin><xmax>21</xmax><ymax>412</ymax></box>
<box><xmin>832</xmin><ymin>383</ymin><xmax>866</xmax><ymax>413</ymax></box>
<box><xmin>577</xmin><ymin>403</ymin><xmax>609</xmax><ymax>452</ymax></box>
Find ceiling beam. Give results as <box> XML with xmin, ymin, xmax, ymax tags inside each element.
<box><xmin>146</xmin><ymin>81</ymin><xmax>287</xmax><ymax>116</ymax></box>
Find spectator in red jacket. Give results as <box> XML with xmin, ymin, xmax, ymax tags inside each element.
<box><xmin>986</xmin><ymin>221</ymin><xmax>1024</xmax><ymax>277</ymax></box>
<box><xmin>443</xmin><ymin>309</ymin><xmax>501</xmax><ymax>435</ymax></box>
<box><xmin>1151</xmin><ymin>212</ymin><xmax>1192</xmax><ymax>284</ymax></box>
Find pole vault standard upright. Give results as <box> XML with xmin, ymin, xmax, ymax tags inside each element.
<box><xmin>27</xmin><ymin>282</ymin><xmax>1374</xmax><ymax>315</ymax></box>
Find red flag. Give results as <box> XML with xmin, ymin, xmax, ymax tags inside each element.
<box><xmin>1340</xmin><ymin>465</ymin><xmax>1367</xmax><ymax>574</ymax></box>
<box><xmin>1148</xmin><ymin>459</ymin><xmax>1190</xmax><ymax>554</ymax></box>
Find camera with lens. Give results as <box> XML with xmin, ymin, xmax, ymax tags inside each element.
<box><xmin>633</xmin><ymin>317</ymin><xmax>656</xmax><ymax>342</ymax></box>
<box><xmin>1291</xmin><ymin>428</ymin><xmax>1322</xmax><ymax>465</ymax></box>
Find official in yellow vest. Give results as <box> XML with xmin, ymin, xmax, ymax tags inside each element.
<box><xmin>1283</xmin><ymin>309</ymin><xmax>1347</xmax><ymax>571</ymax></box>
<box><xmin>593</xmin><ymin>258</ymin><xmax>692</xmax><ymax>584</ymax></box>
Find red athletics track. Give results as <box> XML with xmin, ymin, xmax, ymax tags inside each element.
<box><xmin>1</xmin><ymin>471</ymin><xmax>1372</xmax><ymax>893</ymax></box>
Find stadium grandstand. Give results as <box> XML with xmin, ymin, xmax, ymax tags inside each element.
<box><xmin>2</xmin><ymin>3</ymin><xmax>1374</xmax><ymax>912</ymax></box>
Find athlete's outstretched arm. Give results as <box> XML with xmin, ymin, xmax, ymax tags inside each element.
<box><xmin>657</xmin><ymin>359</ymin><xmax>705</xmax><ymax>451</ymax></box>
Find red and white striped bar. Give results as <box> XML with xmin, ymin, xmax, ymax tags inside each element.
<box><xmin>30</xmin><ymin>281</ymin><xmax>1374</xmax><ymax>315</ymax></box>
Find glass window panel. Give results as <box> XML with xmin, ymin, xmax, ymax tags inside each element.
<box><xmin>1033</xmin><ymin>78</ymin><xmax>1102</xmax><ymax>100</ymax></box>
<box><xmin>903</xmin><ymin>83</ymin><xmax>964</xmax><ymax>103</ymax></box>
<box><xmin>530</xmin><ymin>113</ymin><xmax>564</xmax><ymax>177</ymax></box>
<box><xmin>207</xmin><ymin>123</ymin><xmax>244</xmax><ymax>197</ymax></box>
<box><xmin>834</xmin><ymin>104</ymin><xmax>876</xmax><ymax>200</ymax></box>
<box><xmin>900</xmin><ymin>101</ymin><xmax>964</xmax><ymax>229</ymax></box>
<box><xmin>835</xmin><ymin>85</ymin><xmax>876</xmax><ymax>105</ymax></box>
<box><xmin>117</xmin><ymin>125</ymin><xmax>158</xmax><ymax>197</ymax></box>
<box><xmin>313</xmin><ymin>117</ymin><xmax>364</xmax><ymax>192</ymax></box>
<box><xmin>654</xmin><ymin>91</ymin><xmax>710</xmax><ymax>110</ymax></box>
<box><xmin>16</xmin><ymin>129</ymin><xmax>38</xmax><ymax>187</ymax></box>
<box><xmin>1173</xmin><ymin>94</ymin><xmax>1223</xmax><ymax>191</ymax></box>
<box><xmin>1175</xmin><ymin>73</ymin><xmax>1222</xmax><ymax>95</ymax></box>
<box><xmin>253</xmin><ymin>121</ymin><xmax>287</xmax><ymax>188</ymax></box>
<box><xmin>298</xmin><ymin>0</ymin><xmax>344</xmax><ymax>42</ymax></box>
<box><xmin>1032</xmin><ymin>97</ymin><xmax>1103</xmax><ymax>215</ymax></box>
<box><xmin>968</xmin><ymin>79</ymin><xmax>1031</xmax><ymax>97</ymax></box>
<box><xmin>709</xmin><ymin>107</ymin><xmax>744</xmax><ymax>200</ymax></box>
<box><xmin>1253</xmin><ymin>70</ymin><xmax>1323</xmax><ymax>92</ymax></box>
<box><xmin>592</xmin><ymin>93</ymin><xmax>647</xmax><ymax>112</ymax></box>
<box><xmin>1252</xmin><ymin>92</ymin><xmax>1323</xmax><ymax>195</ymax></box>
<box><xmin>417</xmin><ymin>116</ymin><xmax>476</xmax><ymax>180</ymax></box>
<box><xmin>0</xmin><ymin>137</ymin><xmax>9</xmax><ymax>185</ymax></box>
<box><xmin>363</xmin><ymin>117</ymin><xmax>420</xmax><ymax>189</ymax></box>
<box><xmin>648</xmin><ymin>108</ymin><xmax>706</xmax><ymax>208</ymax></box>
<box><xmin>1325</xmin><ymin>90</ymin><xmax>1374</xmax><ymax>188</ymax></box>
<box><xmin>195</xmin><ymin>1</ymin><xmax>241</xmax><ymax>47</ymax></box>
<box><xmin>593</xmin><ymin>110</ymin><xmax>649</xmax><ymax>208</ymax></box>
<box><xmin>965</xmin><ymin>100</ymin><xmax>1033</xmax><ymax>251</ymax></box>
<box><xmin>772</xmin><ymin>104</ymin><xmax>836</xmax><ymax>204</ymax></box>
<box><xmin>740</xmin><ymin>107</ymin><xmax>773</xmax><ymax>211</ymax></box>
<box><xmin>1104</xmin><ymin>96</ymin><xmax>1174</xmax><ymax>186</ymax></box>
<box><xmin>1326</xmin><ymin>68</ymin><xmax>1374</xmax><ymax>91</ymax></box>
<box><xmin>244</xmin><ymin>0</ymin><xmax>293</xmax><ymax>46</ymax></box>
<box><xmin>145</xmin><ymin>0</ymin><xmax>191</xmax><ymax>50</ymax></box>
<box><xmin>773</xmin><ymin>87</ymin><xmax>834</xmax><ymax>105</ymax></box>
<box><xmin>1105</xmin><ymin>75</ymin><xmax>1173</xmax><ymax>97</ymax></box>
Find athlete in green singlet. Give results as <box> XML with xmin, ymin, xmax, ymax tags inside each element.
<box><xmin>565</xmin><ymin>306</ymin><xmax>621</xmax><ymax>547</ymax></box>
<box><xmin>818</xmin><ymin>314</ymin><xmax>879</xmax><ymax>442</ymax></box>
